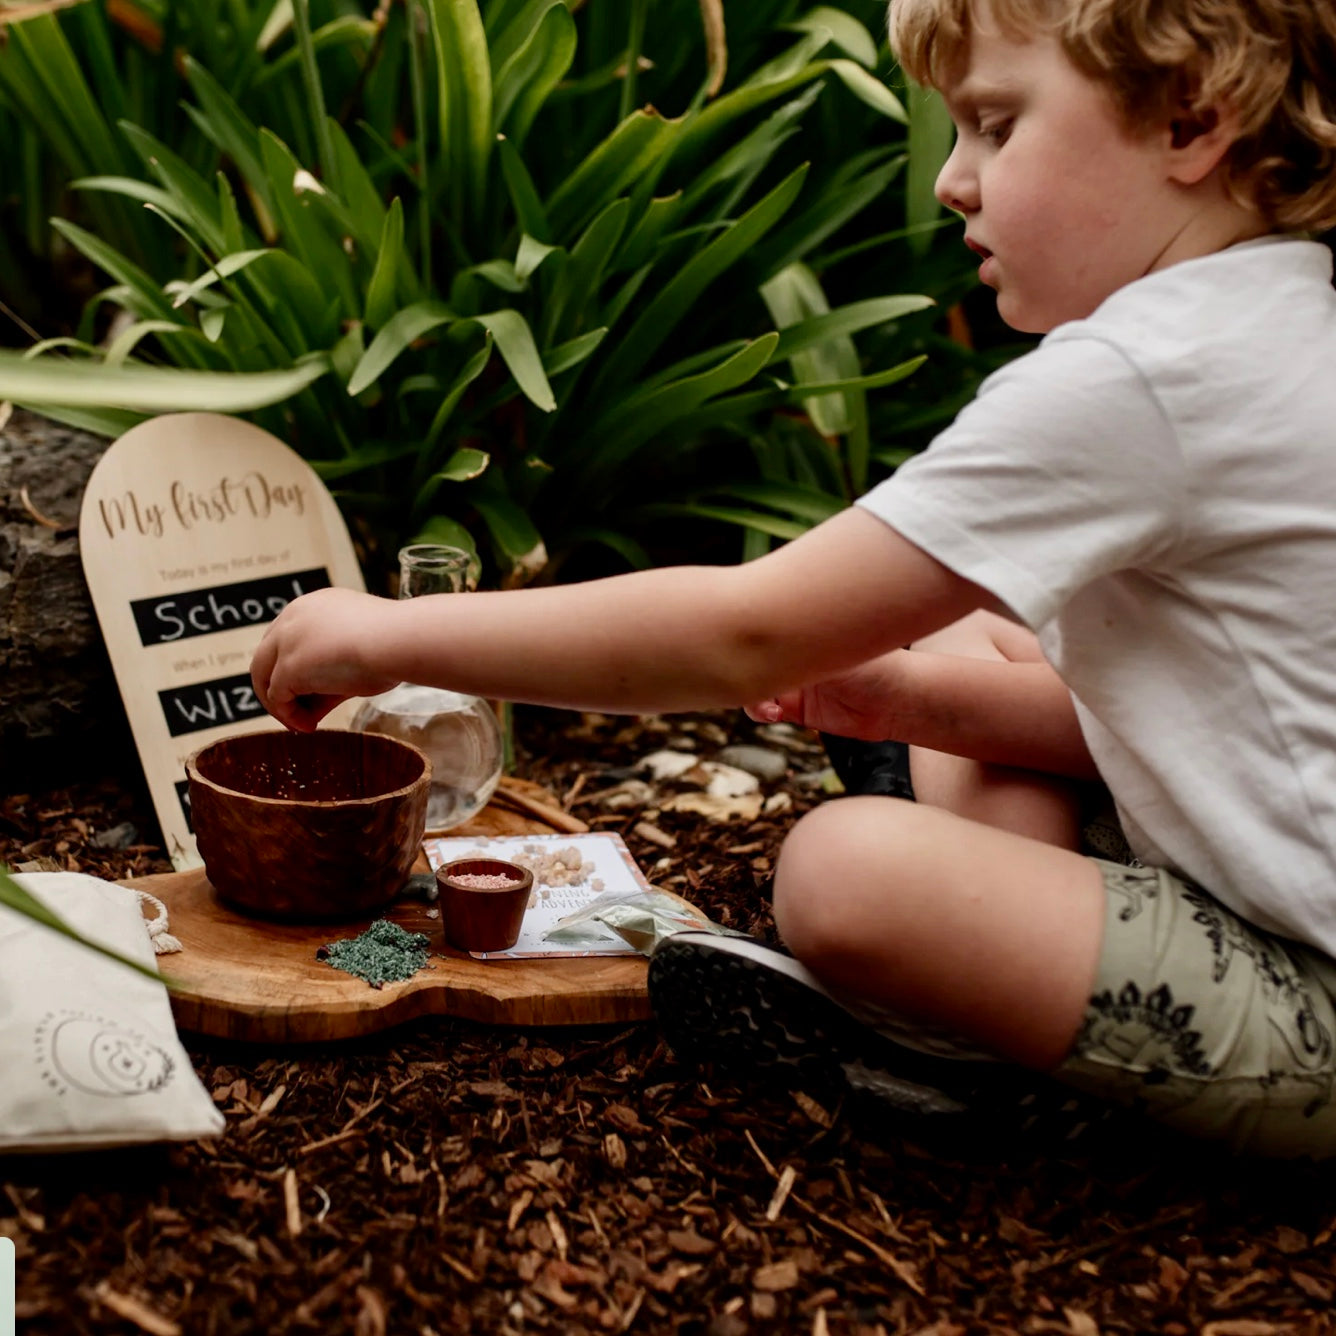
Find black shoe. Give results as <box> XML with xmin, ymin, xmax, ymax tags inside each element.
<box><xmin>820</xmin><ymin>734</ymin><xmax>915</xmax><ymax>800</ymax></box>
<box><xmin>648</xmin><ymin>931</ymin><xmax>1123</xmax><ymax>1146</ymax></box>
<box><xmin>648</xmin><ymin>931</ymin><xmax>991</xmax><ymax>1117</ymax></box>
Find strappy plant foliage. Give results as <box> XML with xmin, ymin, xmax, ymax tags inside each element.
<box><xmin>0</xmin><ymin>0</ymin><xmax>968</xmax><ymax>583</ymax></box>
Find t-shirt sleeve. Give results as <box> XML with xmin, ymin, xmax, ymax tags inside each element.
<box><xmin>857</xmin><ymin>333</ymin><xmax>1184</xmax><ymax>628</ymax></box>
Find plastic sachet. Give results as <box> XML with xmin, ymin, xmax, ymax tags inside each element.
<box><xmin>542</xmin><ymin>887</ymin><xmax>747</xmax><ymax>955</ymax></box>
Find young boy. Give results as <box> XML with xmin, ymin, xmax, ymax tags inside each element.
<box><xmin>252</xmin><ymin>0</ymin><xmax>1336</xmax><ymax>1156</ymax></box>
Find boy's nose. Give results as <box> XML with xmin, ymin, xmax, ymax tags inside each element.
<box><xmin>934</xmin><ymin>138</ymin><xmax>978</xmax><ymax>214</ymax></box>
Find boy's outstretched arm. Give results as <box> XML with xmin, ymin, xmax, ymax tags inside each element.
<box><xmin>251</xmin><ymin>509</ymin><xmax>985</xmax><ymax>731</ymax></box>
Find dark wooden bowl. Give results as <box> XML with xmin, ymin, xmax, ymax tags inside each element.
<box><xmin>186</xmin><ymin>729</ymin><xmax>431</xmax><ymax>921</ymax></box>
<box><xmin>436</xmin><ymin>858</ymin><xmax>534</xmax><ymax>953</ymax></box>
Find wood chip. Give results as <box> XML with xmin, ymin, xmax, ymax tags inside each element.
<box><xmin>752</xmin><ymin>1258</ymin><xmax>800</xmax><ymax>1292</ymax></box>
<box><xmin>666</xmin><ymin>1229</ymin><xmax>716</xmax><ymax>1256</ymax></box>
<box><xmin>508</xmin><ymin>1188</ymin><xmax>534</xmax><ymax>1232</ymax></box>
<box><xmin>546</xmin><ymin>1208</ymin><xmax>569</xmax><ymax>1261</ymax></box>
<box><xmin>282</xmin><ymin>1166</ymin><xmax>302</xmax><ymax>1237</ymax></box>
<box><xmin>1063</xmin><ymin>1307</ymin><xmax>1099</xmax><ymax>1336</ymax></box>
<box><xmin>90</xmin><ymin>1284</ymin><xmax>181</xmax><ymax>1336</ymax></box>
<box><xmin>791</xmin><ymin>1090</ymin><xmax>832</xmax><ymax>1128</ymax></box>
<box><xmin>353</xmin><ymin>1286</ymin><xmax>387</xmax><ymax>1336</ymax></box>
<box><xmin>633</xmin><ymin>820</ymin><xmax>677</xmax><ymax>848</ymax></box>
<box><xmin>765</xmin><ymin>1164</ymin><xmax>798</xmax><ymax>1222</ymax></box>
<box><xmin>1200</xmin><ymin>1323</ymin><xmax>1289</xmax><ymax>1336</ymax></box>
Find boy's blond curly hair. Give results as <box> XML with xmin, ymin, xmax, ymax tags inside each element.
<box><xmin>888</xmin><ymin>0</ymin><xmax>1336</xmax><ymax>231</ymax></box>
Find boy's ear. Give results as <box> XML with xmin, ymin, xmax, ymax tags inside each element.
<box><xmin>1165</xmin><ymin>100</ymin><xmax>1241</xmax><ymax>185</ymax></box>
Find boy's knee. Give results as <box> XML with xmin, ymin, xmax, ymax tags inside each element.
<box><xmin>773</xmin><ymin>795</ymin><xmax>918</xmax><ymax>961</ymax></box>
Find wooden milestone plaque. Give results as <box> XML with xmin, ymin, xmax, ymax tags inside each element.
<box><xmin>80</xmin><ymin>413</ymin><xmax>364</xmax><ymax>870</ymax></box>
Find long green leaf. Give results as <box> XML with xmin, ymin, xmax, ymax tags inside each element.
<box><xmin>0</xmin><ymin>350</ymin><xmax>330</xmax><ymax>411</ymax></box>
<box><xmin>497</xmin><ymin>136</ymin><xmax>551</xmax><ymax>242</ymax></box>
<box><xmin>828</xmin><ymin>61</ymin><xmax>907</xmax><ymax>122</ymax></box>
<box><xmin>762</xmin><ymin>261</ymin><xmax>861</xmax><ymax>437</ymax></box>
<box><xmin>472</xmin><ymin>491</ymin><xmax>547</xmax><ymax>582</ymax></box>
<box><xmin>71</xmin><ymin>175</ymin><xmax>189</xmax><ymax>222</ymax></box>
<box><xmin>467</xmin><ymin>309</ymin><xmax>555</xmax><ymax>412</ymax></box>
<box><xmin>637</xmin><ymin>501</ymin><xmax>808</xmax><ymax>541</ymax></box>
<box><xmin>907</xmin><ymin>84</ymin><xmax>956</xmax><ymax>256</ymax></box>
<box><xmin>0</xmin><ymin>869</ymin><xmax>169</xmax><ymax>987</ymax></box>
<box><xmin>593</xmin><ymin>165</ymin><xmax>807</xmax><ymax>395</ymax></box>
<box><xmin>50</xmin><ymin>219</ymin><xmax>175</xmax><ymax>320</ymax></box>
<box><xmin>104</xmin><ymin>320</ymin><xmax>207</xmax><ymax>367</ymax></box>
<box><xmin>544</xmin><ymin>198</ymin><xmax>630</xmax><ymax>345</ymax></box>
<box><xmin>119</xmin><ymin>122</ymin><xmax>228</xmax><ymax>257</ymax></box>
<box><xmin>584</xmin><ymin>335</ymin><xmax>780</xmax><ymax>483</ymax></box>
<box><xmin>251</xmin><ymin>16</ymin><xmax>377</xmax><ymax>90</ymax></box>
<box><xmin>309</xmin><ymin>440</ymin><xmax>423</xmax><ymax>481</ymax></box>
<box><xmin>183</xmin><ymin>57</ymin><xmax>275</xmax><ymax>221</ymax></box>
<box><xmin>348</xmin><ymin>299</ymin><xmax>456</xmax><ymax>396</ymax></box>
<box><xmin>493</xmin><ymin>1</ymin><xmax>576</xmax><ymax>148</ymax></box>
<box><xmin>546</xmin><ymin>109</ymin><xmax>679</xmax><ymax>238</ymax></box>
<box><xmin>428</xmin><ymin>0</ymin><xmax>494</xmax><ymax>230</ymax></box>
<box><xmin>412</xmin><ymin>447</ymin><xmax>492</xmax><ymax>514</ymax></box>
<box><xmin>543</xmin><ymin>328</ymin><xmax>606</xmax><ymax>376</ymax></box>
<box><xmin>698</xmin><ymin>479</ymin><xmax>846</xmax><ymax>524</ymax></box>
<box><xmin>365</xmin><ymin>198</ymin><xmax>406</xmax><ymax>329</ymax></box>
<box><xmin>784</xmin><ymin>8</ymin><xmax>879</xmax><ymax>66</ymax></box>
<box><xmin>769</xmin><ymin>295</ymin><xmax>936</xmax><ymax>362</ymax></box>
<box><xmin>290</xmin><ymin>0</ymin><xmax>336</xmax><ymax>180</ymax></box>
<box><xmin>421</xmin><ymin>335</ymin><xmax>493</xmax><ymax>455</ymax></box>
<box><xmin>170</xmin><ymin>249</ymin><xmax>275</xmax><ymax>309</ymax></box>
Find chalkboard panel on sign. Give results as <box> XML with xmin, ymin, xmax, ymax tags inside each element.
<box><xmin>132</xmin><ymin>568</ymin><xmax>331</xmax><ymax>646</ymax></box>
<box><xmin>159</xmin><ymin>673</ymin><xmax>268</xmax><ymax>738</ymax></box>
<box><xmin>80</xmin><ymin>414</ymin><xmax>366</xmax><ymax>869</ymax></box>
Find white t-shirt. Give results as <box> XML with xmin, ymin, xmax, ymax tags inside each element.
<box><xmin>858</xmin><ymin>236</ymin><xmax>1336</xmax><ymax>955</ymax></box>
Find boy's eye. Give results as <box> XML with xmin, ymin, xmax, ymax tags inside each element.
<box><xmin>979</xmin><ymin>118</ymin><xmax>1013</xmax><ymax>146</ymax></box>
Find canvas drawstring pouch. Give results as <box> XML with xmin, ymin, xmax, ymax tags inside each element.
<box><xmin>0</xmin><ymin>872</ymin><xmax>223</xmax><ymax>1152</ymax></box>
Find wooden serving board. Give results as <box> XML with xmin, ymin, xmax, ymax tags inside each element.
<box><xmin>120</xmin><ymin>786</ymin><xmax>650</xmax><ymax>1043</ymax></box>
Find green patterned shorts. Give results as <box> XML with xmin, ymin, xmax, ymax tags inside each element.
<box><xmin>1055</xmin><ymin>861</ymin><xmax>1336</xmax><ymax>1158</ymax></box>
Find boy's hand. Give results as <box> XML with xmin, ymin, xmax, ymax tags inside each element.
<box><xmin>748</xmin><ymin>644</ymin><xmax>1099</xmax><ymax>779</ymax></box>
<box><xmin>251</xmin><ymin>587</ymin><xmax>405</xmax><ymax>732</ymax></box>
<box><xmin>745</xmin><ymin>654</ymin><xmax>907</xmax><ymax>741</ymax></box>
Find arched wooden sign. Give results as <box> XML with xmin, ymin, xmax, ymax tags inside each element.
<box><xmin>80</xmin><ymin>413</ymin><xmax>364</xmax><ymax>869</ymax></box>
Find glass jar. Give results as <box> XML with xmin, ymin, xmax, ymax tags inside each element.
<box><xmin>350</xmin><ymin>544</ymin><xmax>504</xmax><ymax>833</ymax></box>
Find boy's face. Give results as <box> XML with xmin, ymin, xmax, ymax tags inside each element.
<box><xmin>933</xmin><ymin>8</ymin><xmax>1194</xmax><ymax>332</ymax></box>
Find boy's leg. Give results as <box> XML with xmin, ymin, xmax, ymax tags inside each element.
<box><xmin>909</xmin><ymin>610</ymin><xmax>1083</xmax><ymax>849</ymax></box>
<box><xmin>772</xmin><ymin>795</ymin><xmax>1104</xmax><ymax>1069</ymax></box>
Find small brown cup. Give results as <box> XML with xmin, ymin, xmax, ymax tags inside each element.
<box><xmin>436</xmin><ymin>857</ymin><xmax>534</xmax><ymax>953</ymax></box>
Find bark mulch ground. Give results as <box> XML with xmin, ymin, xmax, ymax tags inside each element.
<box><xmin>3</xmin><ymin>706</ymin><xmax>1336</xmax><ymax>1335</ymax></box>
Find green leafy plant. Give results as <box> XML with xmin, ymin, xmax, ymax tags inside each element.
<box><xmin>0</xmin><ymin>0</ymin><xmax>960</xmax><ymax>583</ymax></box>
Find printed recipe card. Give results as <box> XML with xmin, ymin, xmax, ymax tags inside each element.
<box><xmin>423</xmin><ymin>832</ymin><xmax>652</xmax><ymax>959</ymax></box>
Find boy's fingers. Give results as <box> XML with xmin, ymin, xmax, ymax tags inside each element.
<box><xmin>284</xmin><ymin>693</ymin><xmax>344</xmax><ymax>733</ymax></box>
<box><xmin>743</xmin><ymin>700</ymin><xmax>784</xmax><ymax>723</ymax></box>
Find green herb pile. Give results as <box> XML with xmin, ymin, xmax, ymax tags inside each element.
<box><xmin>317</xmin><ymin>919</ymin><xmax>433</xmax><ymax>989</ymax></box>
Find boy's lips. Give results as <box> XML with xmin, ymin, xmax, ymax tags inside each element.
<box><xmin>965</xmin><ymin>237</ymin><xmax>997</xmax><ymax>285</ymax></box>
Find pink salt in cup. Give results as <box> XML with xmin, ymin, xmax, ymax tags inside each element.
<box><xmin>435</xmin><ymin>857</ymin><xmax>534</xmax><ymax>953</ymax></box>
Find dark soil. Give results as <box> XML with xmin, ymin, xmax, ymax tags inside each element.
<box><xmin>3</xmin><ymin>706</ymin><xmax>1335</xmax><ymax>1335</ymax></box>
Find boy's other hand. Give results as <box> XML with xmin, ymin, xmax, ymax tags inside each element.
<box><xmin>744</xmin><ymin>652</ymin><xmax>908</xmax><ymax>741</ymax></box>
<box><xmin>251</xmin><ymin>587</ymin><xmax>404</xmax><ymax>732</ymax></box>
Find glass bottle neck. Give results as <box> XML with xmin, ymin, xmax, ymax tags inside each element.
<box><xmin>397</xmin><ymin>544</ymin><xmax>471</xmax><ymax>599</ymax></box>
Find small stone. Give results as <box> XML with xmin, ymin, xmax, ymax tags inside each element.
<box><xmin>639</xmin><ymin>749</ymin><xmax>700</xmax><ymax>781</ymax></box>
<box><xmin>716</xmin><ymin>744</ymin><xmax>788</xmax><ymax>783</ymax></box>
<box><xmin>701</xmin><ymin>762</ymin><xmax>760</xmax><ymax>798</ymax></box>
<box><xmin>90</xmin><ymin>821</ymin><xmax>137</xmax><ymax>850</ymax></box>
